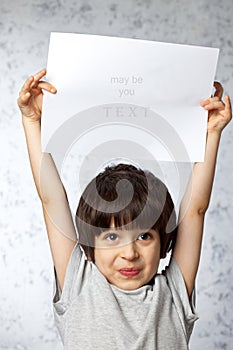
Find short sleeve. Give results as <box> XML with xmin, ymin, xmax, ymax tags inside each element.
<box><xmin>53</xmin><ymin>242</ymin><xmax>84</xmax><ymax>312</ymax></box>
<box><xmin>164</xmin><ymin>257</ymin><xmax>199</xmax><ymax>340</ymax></box>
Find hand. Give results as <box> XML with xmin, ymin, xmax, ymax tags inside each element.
<box><xmin>17</xmin><ymin>69</ymin><xmax>57</xmax><ymax>123</ymax></box>
<box><xmin>200</xmin><ymin>82</ymin><xmax>232</xmax><ymax>134</ymax></box>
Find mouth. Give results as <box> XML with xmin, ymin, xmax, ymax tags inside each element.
<box><xmin>118</xmin><ymin>268</ymin><xmax>140</xmax><ymax>277</ymax></box>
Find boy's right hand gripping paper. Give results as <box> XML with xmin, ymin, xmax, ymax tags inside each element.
<box><xmin>41</xmin><ymin>32</ymin><xmax>219</xmax><ymax>163</ymax></box>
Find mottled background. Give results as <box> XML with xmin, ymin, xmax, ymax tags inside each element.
<box><xmin>1</xmin><ymin>0</ymin><xmax>233</xmax><ymax>349</ymax></box>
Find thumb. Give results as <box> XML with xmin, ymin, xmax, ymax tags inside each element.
<box><xmin>213</xmin><ymin>81</ymin><xmax>223</xmax><ymax>99</ymax></box>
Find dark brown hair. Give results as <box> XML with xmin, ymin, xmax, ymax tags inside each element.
<box><xmin>75</xmin><ymin>163</ymin><xmax>177</xmax><ymax>261</ymax></box>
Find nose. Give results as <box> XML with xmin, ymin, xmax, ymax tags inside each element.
<box><xmin>121</xmin><ymin>241</ymin><xmax>139</xmax><ymax>261</ymax></box>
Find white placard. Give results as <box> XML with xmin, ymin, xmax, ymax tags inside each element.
<box><xmin>42</xmin><ymin>32</ymin><xmax>219</xmax><ymax>163</ymax></box>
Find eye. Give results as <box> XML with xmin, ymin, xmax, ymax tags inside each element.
<box><xmin>105</xmin><ymin>233</ymin><xmax>119</xmax><ymax>241</ymax></box>
<box><xmin>138</xmin><ymin>232</ymin><xmax>152</xmax><ymax>241</ymax></box>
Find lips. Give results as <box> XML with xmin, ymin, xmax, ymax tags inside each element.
<box><xmin>119</xmin><ymin>268</ymin><xmax>140</xmax><ymax>277</ymax></box>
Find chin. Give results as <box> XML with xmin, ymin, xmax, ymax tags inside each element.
<box><xmin>115</xmin><ymin>280</ymin><xmax>145</xmax><ymax>291</ymax></box>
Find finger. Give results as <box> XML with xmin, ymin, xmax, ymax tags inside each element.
<box><xmin>28</xmin><ymin>82</ymin><xmax>57</xmax><ymax>95</ymax></box>
<box><xmin>213</xmin><ymin>81</ymin><xmax>223</xmax><ymax>99</ymax></box>
<box><xmin>202</xmin><ymin>100</ymin><xmax>225</xmax><ymax>110</ymax></box>
<box><xmin>24</xmin><ymin>69</ymin><xmax>47</xmax><ymax>92</ymax></box>
<box><xmin>17</xmin><ymin>91</ymin><xmax>31</xmax><ymax>107</ymax></box>
<box><xmin>224</xmin><ymin>95</ymin><xmax>232</xmax><ymax>118</ymax></box>
<box><xmin>33</xmin><ymin>68</ymin><xmax>47</xmax><ymax>82</ymax></box>
<box><xmin>200</xmin><ymin>96</ymin><xmax>221</xmax><ymax>106</ymax></box>
<box><xmin>19</xmin><ymin>81</ymin><xmax>37</xmax><ymax>99</ymax></box>
<box><xmin>20</xmin><ymin>75</ymin><xmax>34</xmax><ymax>93</ymax></box>
<box><xmin>20</xmin><ymin>69</ymin><xmax>46</xmax><ymax>92</ymax></box>
<box><xmin>37</xmin><ymin>81</ymin><xmax>57</xmax><ymax>93</ymax></box>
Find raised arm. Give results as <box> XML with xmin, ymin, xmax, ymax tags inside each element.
<box><xmin>18</xmin><ymin>69</ymin><xmax>77</xmax><ymax>290</ymax></box>
<box><xmin>173</xmin><ymin>82</ymin><xmax>232</xmax><ymax>297</ymax></box>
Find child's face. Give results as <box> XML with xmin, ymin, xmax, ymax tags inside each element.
<box><xmin>94</xmin><ymin>220</ymin><xmax>161</xmax><ymax>291</ymax></box>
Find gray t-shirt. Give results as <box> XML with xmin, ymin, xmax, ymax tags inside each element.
<box><xmin>53</xmin><ymin>242</ymin><xmax>198</xmax><ymax>350</ymax></box>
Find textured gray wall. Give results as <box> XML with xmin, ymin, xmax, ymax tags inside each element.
<box><xmin>1</xmin><ymin>0</ymin><xmax>233</xmax><ymax>349</ymax></box>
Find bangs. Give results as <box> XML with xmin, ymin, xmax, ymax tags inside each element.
<box><xmin>89</xmin><ymin>195</ymin><xmax>157</xmax><ymax>233</ymax></box>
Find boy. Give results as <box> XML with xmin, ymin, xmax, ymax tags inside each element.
<box><xmin>18</xmin><ymin>69</ymin><xmax>232</xmax><ymax>349</ymax></box>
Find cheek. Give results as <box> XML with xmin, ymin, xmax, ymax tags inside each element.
<box><xmin>94</xmin><ymin>249</ymin><xmax>115</xmax><ymax>269</ymax></box>
<box><xmin>143</xmin><ymin>244</ymin><xmax>160</xmax><ymax>267</ymax></box>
